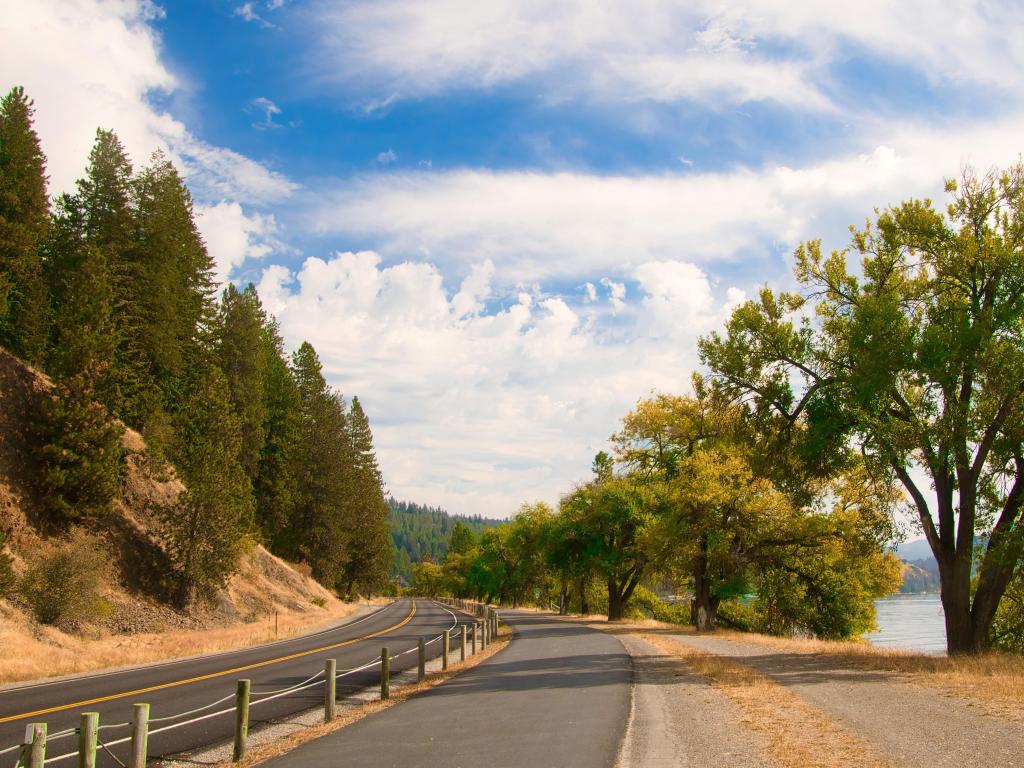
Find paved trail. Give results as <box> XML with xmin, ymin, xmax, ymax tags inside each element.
<box><xmin>670</xmin><ymin>633</ymin><xmax>1024</xmax><ymax>768</ymax></box>
<box><xmin>263</xmin><ymin>611</ymin><xmax>632</xmax><ymax>768</ymax></box>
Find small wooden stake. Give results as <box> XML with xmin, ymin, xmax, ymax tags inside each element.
<box><xmin>130</xmin><ymin>704</ymin><xmax>149</xmax><ymax>768</ymax></box>
<box><xmin>233</xmin><ymin>679</ymin><xmax>250</xmax><ymax>762</ymax></box>
<box><xmin>324</xmin><ymin>659</ymin><xmax>337</xmax><ymax>722</ymax></box>
<box><xmin>460</xmin><ymin>624</ymin><xmax>467</xmax><ymax>661</ymax></box>
<box><xmin>380</xmin><ymin>648</ymin><xmax>390</xmax><ymax>700</ymax></box>
<box><xmin>78</xmin><ymin>712</ymin><xmax>98</xmax><ymax>768</ymax></box>
<box><xmin>442</xmin><ymin>631</ymin><xmax>450</xmax><ymax>671</ymax></box>
<box><xmin>417</xmin><ymin>637</ymin><xmax>426</xmax><ymax>681</ymax></box>
<box><xmin>25</xmin><ymin>723</ymin><xmax>46</xmax><ymax>768</ymax></box>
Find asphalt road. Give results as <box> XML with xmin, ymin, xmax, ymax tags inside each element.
<box><xmin>262</xmin><ymin>611</ymin><xmax>632</xmax><ymax>768</ymax></box>
<box><xmin>0</xmin><ymin>599</ymin><xmax>468</xmax><ymax>766</ymax></box>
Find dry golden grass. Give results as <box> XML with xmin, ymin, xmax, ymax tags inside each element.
<box><xmin>220</xmin><ymin>625</ymin><xmax>513</xmax><ymax>768</ymax></box>
<box><xmin>638</xmin><ymin>632</ymin><xmax>894</xmax><ymax>768</ymax></box>
<box><xmin>0</xmin><ymin>601</ymin><xmax>372</xmax><ymax>685</ymax></box>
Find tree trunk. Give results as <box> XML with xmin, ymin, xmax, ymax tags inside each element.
<box><xmin>579</xmin><ymin>576</ymin><xmax>590</xmax><ymax>615</ymax></box>
<box><xmin>691</xmin><ymin>536</ymin><xmax>718</xmax><ymax>632</ymax></box>
<box><xmin>559</xmin><ymin>580</ymin><xmax>568</xmax><ymax>615</ymax></box>
<box><xmin>939</xmin><ymin>550</ymin><xmax>976</xmax><ymax>654</ymax></box>
<box><xmin>608</xmin><ymin>577</ymin><xmax>624</xmax><ymax>622</ymax></box>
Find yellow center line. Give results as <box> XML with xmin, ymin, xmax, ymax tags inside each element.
<box><xmin>0</xmin><ymin>600</ymin><xmax>418</xmax><ymax>724</ymax></box>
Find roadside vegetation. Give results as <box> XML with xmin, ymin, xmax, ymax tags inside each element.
<box><xmin>415</xmin><ymin>165</ymin><xmax>1024</xmax><ymax>657</ymax></box>
<box><xmin>0</xmin><ymin>84</ymin><xmax>393</xmax><ymax>627</ymax></box>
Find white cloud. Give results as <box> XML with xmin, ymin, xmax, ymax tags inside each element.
<box><xmin>0</xmin><ymin>1</ymin><xmax>297</xmax><ymax>205</ymax></box>
<box><xmin>196</xmin><ymin>202</ymin><xmax>285</xmax><ymax>285</ymax></box>
<box><xmin>376</xmin><ymin>148</ymin><xmax>398</xmax><ymax>165</ymax></box>
<box><xmin>259</xmin><ymin>251</ymin><xmax>741</xmax><ymax>516</ymax></box>
<box><xmin>250</xmin><ymin>97</ymin><xmax>282</xmax><ymax>130</ymax></box>
<box><xmin>235</xmin><ymin>2</ymin><xmax>275</xmax><ymax>28</ymax></box>
<box><xmin>305</xmin><ymin>112</ymin><xmax>1024</xmax><ymax>285</ymax></box>
<box><xmin>600</xmin><ymin>278</ymin><xmax>626</xmax><ymax>313</ymax></box>
<box><xmin>307</xmin><ymin>0</ymin><xmax>1024</xmax><ymax>111</ymax></box>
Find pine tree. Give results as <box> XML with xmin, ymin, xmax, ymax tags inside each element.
<box><xmin>291</xmin><ymin>341</ymin><xmax>351</xmax><ymax>587</ymax></box>
<box><xmin>215</xmin><ymin>283</ymin><xmax>268</xmax><ymax>481</ymax></box>
<box><xmin>340</xmin><ymin>396</ymin><xmax>392</xmax><ymax>595</ymax></box>
<box><xmin>159</xmin><ymin>365</ymin><xmax>254</xmax><ymax>605</ymax></box>
<box><xmin>127</xmin><ymin>152</ymin><xmax>217</xmax><ymax>429</ymax></box>
<box><xmin>70</xmin><ymin>130</ymin><xmax>136</xmax><ymax>415</ymax></box>
<box><xmin>29</xmin><ymin>365</ymin><xmax>126</xmax><ymax>522</ymax></box>
<box><xmin>31</xmin><ymin>199</ymin><xmax>124</xmax><ymax>522</ymax></box>
<box><xmin>0</xmin><ymin>86</ymin><xmax>49</xmax><ymax>362</ymax></box>
<box><xmin>253</xmin><ymin>318</ymin><xmax>302</xmax><ymax>550</ymax></box>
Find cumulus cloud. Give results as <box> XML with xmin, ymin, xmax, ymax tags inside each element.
<box><xmin>376</xmin><ymin>148</ymin><xmax>398</xmax><ymax>165</ymax></box>
<box><xmin>196</xmin><ymin>202</ymin><xmax>286</xmax><ymax>285</ymax></box>
<box><xmin>259</xmin><ymin>251</ymin><xmax>742</xmax><ymax>515</ymax></box>
<box><xmin>307</xmin><ymin>0</ymin><xmax>1024</xmax><ymax>111</ymax></box>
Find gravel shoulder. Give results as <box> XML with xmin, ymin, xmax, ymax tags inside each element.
<box><xmin>615</xmin><ymin>634</ymin><xmax>779</xmax><ymax>768</ymax></box>
<box><xmin>670</xmin><ymin>633</ymin><xmax>1024</xmax><ymax>768</ymax></box>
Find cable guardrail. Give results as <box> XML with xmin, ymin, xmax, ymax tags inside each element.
<box><xmin>6</xmin><ymin>599</ymin><xmax>500</xmax><ymax>768</ymax></box>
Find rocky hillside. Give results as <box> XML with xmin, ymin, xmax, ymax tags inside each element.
<box><xmin>0</xmin><ymin>346</ymin><xmax>338</xmax><ymax>636</ymax></box>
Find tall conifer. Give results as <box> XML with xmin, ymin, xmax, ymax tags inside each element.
<box><xmin>341</xmin><ymin>397</ymin><xmax>392</xmax><ymax>595</ymax></box>
<box><xmin>159</xmin><ymin>366</ymin><xmax>254</xmax><ymax>604</ymax></box>
<box><xmin>0</xmin><ymin>86</ymin><xmax>49</xmax><ymax>361</ymax></box>
<box><xmin>253</xmin><ymin>318</ymin><xmax>302</xmax><ymax>549</ymax></box>
<box><xmin>215</xmin><ymin>283</ymin><xmax>269</xmax><ymax>480</ymax></box>
<box><xmin>291</xmin><ymin>342</ymin><xmax>351</xmax><ymax>586</ymax></box>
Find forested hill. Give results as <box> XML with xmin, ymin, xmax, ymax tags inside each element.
<box><xmin>389</xmin><ymin>499</ymin><xmax>501</xmax><ymax>583</ymax></box>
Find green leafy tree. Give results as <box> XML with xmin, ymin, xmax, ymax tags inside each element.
<box><xmin>448</xmin><ymin>521</ymin><xmax>477</xmax><ymax>555</ymax></box>
<box><xmin>700</xmin><ymin>165</ymin><xmax>1024</xmax><ymax>654</ymax></box>
<box><xmin>159</xmin><ymin>367</ymin><xmax>254</xmax><ymax>604</ymax></box>
<box><xmin>560</xmin><ymin>474</ymin><xmax>649</xmax><ymax>621</ymax></box>
<box><xmin>0</xmin><ymin>86</ymin><xmax>48</xmax><ymax>361</ymax></box>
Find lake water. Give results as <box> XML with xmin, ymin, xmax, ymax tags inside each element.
<box><xmin>865</xmin><ymin>594</ymin><xmax>947</xmax><ymax>653</ymax></box>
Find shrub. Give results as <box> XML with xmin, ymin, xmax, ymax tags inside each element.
<box><xmin>18</xmin><ymin>530</ymin><xmax>111</xmax><ymax>630</ymax></box>
<box><xmin>628</xmin><ymin>585</ymin><xmax>690</xmax><ymax>624</ymax></box>
<box><xmin>990</xmin><ymin>572</ymin><xmax>1024</xmax><ymax>654</ymax></box>
<box><xmin>310</xmin><ymin>596</ymin><xmax>327</xmax><ymax>608</ymax></box>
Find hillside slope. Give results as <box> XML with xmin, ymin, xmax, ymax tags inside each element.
<box><xmin>0</xmin><ymin>347</ymin><xmax>347</xmax><ymax>667</ymax></box>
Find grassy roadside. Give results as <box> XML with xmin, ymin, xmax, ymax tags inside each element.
<box><xmin>0</xmin><ymin>600</ymin><xmax>388</xmax><ymax>685</ymax></box>
<box><xmin>214</xmin><ymin>624</ymin><xmax>512</xmax><ymax>768</ymax></box>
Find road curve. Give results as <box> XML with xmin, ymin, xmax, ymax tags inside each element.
<box><xmin>0</xmin><ymin>599</ymin><xmax>469</xmax><ymax>766</ymax></box>
<box><xmin>262</xmin><ymin>610</ymin><xmax>632</xmax><ymax>768</ymax></box>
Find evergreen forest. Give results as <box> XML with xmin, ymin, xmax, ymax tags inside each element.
<box><xmin>0</xmin><ymin>86</ymin><xmax>392</xmax><ymax>603</ymax></box>
<box><xmin>388</xmin><ymin>498</ymin><xmax>500</xmax><ymax>584</ymax></box>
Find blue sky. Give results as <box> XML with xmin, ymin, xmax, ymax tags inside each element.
<box><xmin>4</xmin><ymin>1</ymin><xmax>1024</xmax><ymax>518</ymax></box>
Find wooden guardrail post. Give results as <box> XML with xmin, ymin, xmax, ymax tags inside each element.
<box><xmin>442</xmin><ymin>631</ymin><xmax>450</xmax><ymax>671</ymax></box>
<box><xmin>483</xmin><ymin>617</ymin><xmax>489</xmax><ymax>649</ymax></box>
<box><xmin>417</xmin><ymin>637</ymin><xmax>426</xmax><ymax>681</ymax></box>
<box><xmin>472</xmin><ymin>623</ymin><xmax>478</xmax><ymax>654</ymax></box>
<box><xmin>380</xmin><ymin>648</ymin><xmax>390</xmax><ymax>700</ymax></box>
<box><xmin>129</xmin><ymin>704</ymin><xmax>149</xmax><ymax>768</ymax></box>
<box><xmin>78</xmin><ymin>712</ymin><xmax>98</xmax><ymax>768</ymax></box>
<box><xmin>324</xmin><ymin>659</ymin><xmax>337</xmax><ymax>722</ymax></box>
<box><xmin>233</xmin><ymin>679</ymin><xmax>250</xmax><ymax>761</ymax></box>
<box><xmin>24</xmin><ymin>723</ymin><xmax>46</xmax><ymax>768</ymax></box>
<box><xmin>460</xmin><ymin>624</ymin><xmax>467</xmax><ymax>661</ymax></box>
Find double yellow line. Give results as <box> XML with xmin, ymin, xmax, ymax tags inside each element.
<box><xmin>0</xmin><ymin>601</ymin><xmax>417</xmax><ymax>724</ymax></box>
